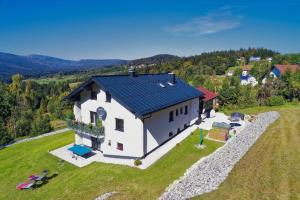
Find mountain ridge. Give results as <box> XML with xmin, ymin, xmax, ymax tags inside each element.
<box><xmin>0</xmin><ymin>52</ymin><xmax>129</xmax><ymax>82</ymax></box>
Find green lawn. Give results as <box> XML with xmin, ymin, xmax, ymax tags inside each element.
<box><xmin>0</xmin><ymin>129</ymin><xmax>222</xmax><ymax>200</ymax></box>
<box><xmin>195</xmin><ymin>104</ymin><xmax>300</xmax><ymax>200</ymax></box>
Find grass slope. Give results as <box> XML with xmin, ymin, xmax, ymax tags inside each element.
<box><xmin>196</xmin><ymin>105</ymin><xmax>300</xmax><ymax>200</ymax></box>
<box><xmin>0</xmin><ymin>129</ymin><xmax>222</xmax><ymax>200</ymax></box>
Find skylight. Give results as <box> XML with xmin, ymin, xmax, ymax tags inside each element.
<box><xmin>159</xmin><ymin>83</ymin><xmax>165</xmax><ymax>88</ymax></box>
<box><xmin>167</xmin><ymin>82</ymin><xmax>174</xmax><ymax>86</ymax></box>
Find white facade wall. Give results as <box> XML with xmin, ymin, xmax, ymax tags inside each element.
<box><xmin>143</xmin><ymin>98</ymin><xmax>199</xmax><ymax>153</ymax></box>
<box><xmin>74</xmin><ymin>83</ymin><xmax>144</xmax><ymax>158</ymax></box>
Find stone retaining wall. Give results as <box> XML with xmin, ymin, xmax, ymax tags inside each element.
<box><xmin>160</xmin><ymin>111</ymin><xmax>280</xmax><ymax>200</ymax></box>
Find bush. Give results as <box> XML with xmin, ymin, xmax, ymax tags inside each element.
<box><xmin>291</xmin><ymin>98</ymin><xmax>299</xmax><ymax>105</ymax></box>
<box><xmin>65</xmin><ymin>110</ymin><xmax>75</xmax><ymax>120</ymax></box>
<box><xmin>134</xmin><ymin>159</ymin><xmax>142</xmax><ymax>166</ymax></box>
<box><xmin>96</xmin><ymin>119</ymin><xmax>102</xmax><ymax>128</ymax></box>
<box><xmin>88</xmin><ymin>123</ymin><xmax>93</xmax><ymax>130</ymax></box>
<box><xmin>266</xmin><ymin>96</ymin><xmax>285</xmax><ymax>106</ymax></box>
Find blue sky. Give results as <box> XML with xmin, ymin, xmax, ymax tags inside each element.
<box><xmin>0</xmin><ymin>0</ymin><xmax>299</xmax><ymax>60</ymax></box>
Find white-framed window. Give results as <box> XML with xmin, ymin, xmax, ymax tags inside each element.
<box><xmin>90</xmin><ymin>111</ymin><xmax>98</xmax><ymax>124</ymax></box>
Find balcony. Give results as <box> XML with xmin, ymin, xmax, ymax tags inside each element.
<box><xmin>66</xmin><ymin>119</ymin><xmax>105</xmax><ymax>138</ymax></box>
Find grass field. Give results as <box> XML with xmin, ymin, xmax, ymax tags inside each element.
<box><xmin>0</xmin><ymin>129</ymin><xmax>222</xmax><ymax>200</ymax></box>
<box><xmin>196</xmin><ymin>105</ymin><xmax>300</xmax><ymax>200</ymax></box>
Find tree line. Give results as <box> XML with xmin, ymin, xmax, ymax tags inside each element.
<box><xmin>0</xmin><ymin>74</ymin><xmax>73</xmax><ymax>146</ymax></box>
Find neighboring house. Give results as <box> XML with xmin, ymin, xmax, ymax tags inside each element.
<box><xmin>240</xmin><ymin>66</ymin><xmax>258</xmax><ymax>86</ymax></box>
<box><xmin>262</xmin><ymin>64</ymin><xmax>299</xmax><ymax>84</ymax></box>
<box><xmin>227</xmin><ymin>70</ymin><xmax>234</xmax><ymax>77</ymax></box>
<box><xmin>196</xmin><ymin>86</ymin><xmax>218</xmax><ymax>118</ymax></box>
<box><xmin>267</xmin><ymin>57</ymin><xmax>273</xmax><ymax>62</ymax></box>
<box><xmin>249</xmin><ymin>56</ymin><xmax>261</xmax><ymax>62</ymax></box>
<box><xmin>65</xmin><ymin>71</ymin><xmax>203</xmax><ymax>159</ymax></box>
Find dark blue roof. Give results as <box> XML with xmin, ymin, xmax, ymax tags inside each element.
<box><xmin>66</xmin><ymin>73</ymin><xmax>203</xmax><ymax>117</ymax></box>
<box><xmin>271</xmin><ymin>67</ymin><xmax>281</xmax><ymax>77</ymax></box>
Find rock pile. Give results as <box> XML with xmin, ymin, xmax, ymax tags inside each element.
<box><xmin>160</xmin><ymin>111</ymin><xmax>280</xmax><ymax>200</ymax></box>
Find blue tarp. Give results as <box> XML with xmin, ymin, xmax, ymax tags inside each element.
<box><xmin>68</xmin><ymin>145</ymin><xmax>91</xmax><ymax>156</ymax></box>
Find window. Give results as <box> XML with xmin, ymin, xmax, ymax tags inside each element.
<box><xmin>159</xmin><ymin>83</ymin><xmax>165</xmax><ymax>88</ymax></box>
<box><xmin>90</xmin><ymin>111</ymin><xmax>98</xmax><ymax>124</ymax></box>
<box><xmin>167</xmin><ymin>82</ymin><xmax>174</xmax><ymax>86</ymax></box>
<box><xmin>91</xmin><ymin>91</ymin><xmax>97</xmax><ymax>100</ymax></box>
<box><xmin>184</xmin><ymin>105</ymin><xmax>188</xmax><ymax>115</ymax></box>
<box><xmin>176</xmin><ymin>109</ymin><xmax>178</xmax><ymax>116</ymax></box>
<box><xmin>115</xmin><ymin>118</ymin><xmax>124</xmax><ymax>132</ymax></box>
<box><xmin>169</xmin><ymin>111</ymin><xmax>174</xmax><ymax>122</ymax></box>
<box><xmin>117</xmin><ymin>142</ymin><xmax>123</xmax><ymax>151</ymax></box>
<box><xmin>106</xmin><ymin>91</ymin><xmax>111</xmax><ymax>102</ymax></box>
<box><xmin>169</xmin><ymin>132</ymin><xmax>173</xmax><ymax>137</ymax></box>
<box><xmin>180</xmin><ymin>107</ymin><xmax>183</xmax><ymax>114</ymax></box>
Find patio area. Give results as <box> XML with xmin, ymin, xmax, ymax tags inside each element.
<box><xmin>50</xmin><ymin>124</ymin><xmax>199</xmax><ymax>169</ymax></box>
<box><xmin>199</xmin><ymin>112</ymin><xmax>250</xmax><ymax>140</ymax></box>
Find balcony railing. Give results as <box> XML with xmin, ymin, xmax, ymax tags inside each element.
<box><xmin>66</xmin><ymin>119</ymin><xmax>105</xmax><ymax>137</ymax></box>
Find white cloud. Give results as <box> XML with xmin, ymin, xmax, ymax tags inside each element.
<box><xmin>165</xmin><ymin>7</ymin><xmax>242</xmax><ymax>36</ymax></box>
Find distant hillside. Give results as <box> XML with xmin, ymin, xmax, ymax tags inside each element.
<box><xmin>0</xmin><ymin>52</ymin><xmax>128</xmax><ymax>82</ymax></box>
<box><xmin>129</xmin><ymin>54</ymin><xmax>181</xmax><ymax>66</ymax></box>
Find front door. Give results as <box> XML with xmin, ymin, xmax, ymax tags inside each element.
<box><xmin>91</xmin><ymin>137</ymin><xmax>101</xmax><ymax>151</ymax></box>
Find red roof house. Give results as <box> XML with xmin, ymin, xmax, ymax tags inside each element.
<box><xmin>197</xmin><ymin>86</ymin><xmax>218</xmax><ymax>102</ymax></box>
<box><xmin>274</xmin><ymin>64</ymin><xmax>299</xmax><ymax>75</ymax></box>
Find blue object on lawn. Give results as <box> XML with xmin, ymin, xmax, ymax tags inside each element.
<box><xmin>68</xmin><ymin>145</ymin><xmax>92</xmax><ymax>156</ymax></box>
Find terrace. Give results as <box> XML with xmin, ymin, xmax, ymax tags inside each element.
<box><xmin>66</xmin><ymin>119</ymin><xmax>105</xmax><ymax>138</ymax></box>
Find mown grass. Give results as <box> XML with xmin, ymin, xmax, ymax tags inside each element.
<box><xmin>195</xmin><ymin>104</ymin><xmax>300</xmax><ymax>200</ymax></box>
<box><xmin>0</xmin><ymin>129</ymin><xmax>222</xmax><ymax>200</ymax></box>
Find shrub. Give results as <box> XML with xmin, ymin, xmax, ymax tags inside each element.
<box><xmin>65</xmin><ymin>111</ymin><xmax>75</xmax><ymax>120</ymax></box>
<box><xmin>96</xmin><ymin>119</ymin><xmax>102</xmax><ymax>128</ymax></box>
<box><xmin>266</xmin><ymin>96</ymin><xmax>285</xmax><ymax>106</ymax></box>
<box><xmin>176</xmin><ymin>143</ymin><xmax>181</xmax><ymax>147</ymax></box>
<box><xmin>291</xmin><ymin>98</ymin><xmax>299</xmax><ymax>105</ymax></box>
<box><xmin>88</xmin><ymin>123</ymin><xmax>93</xmax><ymax>130</ymax></box>
<box><xmin>134</xmin><ymin>159</ymin><xmax>142</xmax><ymax>166</ymax></box>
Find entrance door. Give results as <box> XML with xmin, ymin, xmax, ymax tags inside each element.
<box><xmin>91</xmin><ymin>137</ymin><xmax>101</xmax><ymax>151</ymax></box>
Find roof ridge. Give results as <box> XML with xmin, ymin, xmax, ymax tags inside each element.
<box><xmin>91</xmin><ymin>72</ymin><xmax>172</xmax><ymax>78</ymax></box>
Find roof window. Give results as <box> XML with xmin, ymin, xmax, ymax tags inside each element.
<box><xmin>159</xmin><ymin>83</ymin><xmax>165</xmax><ymax>88</ymax></box>
<box><xmin>167</xmin><ymin>82</ymin><xmax>174</xmax><ymax>86</ymax></box>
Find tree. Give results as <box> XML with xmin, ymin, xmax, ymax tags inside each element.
<box><xmin>0</xmin><ymin>82</ymin><xmax>13</xmax><ymax>145</ymax></box>
<box><xmin>31</xmin><ymin>112</ymin><xmax>52</xmax><ymax>136</ymax></box>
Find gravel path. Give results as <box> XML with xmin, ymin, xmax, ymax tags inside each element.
<box><xmin>159</xmin><ymin>111</ymin><xmax>280</xmax><ymax>200</ymax></box>
<box><xmin>2</xmin><ymin>128</ymin><xmax>71</xmax><ymax>148</ymax></box>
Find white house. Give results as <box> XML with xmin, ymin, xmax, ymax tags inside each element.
<box><xmin>65</xmin><ymin>71</ymin><xmax>203</xmax><ymax>159</ymax></box>
<box><xmin>249</xmin><ymin>56</ymin><xmax>261</xmax><ymax>62</ymax></box>
<box><xmin>240</xmin><ymin>66</ymin><xmax>258</xmax><ymax>86</ymax></box>
<box><xmin>226</xmin><ymin>70</ymin><xmax>234</xmax><ymax>77</ymax></box>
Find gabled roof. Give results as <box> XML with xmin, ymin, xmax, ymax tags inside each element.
<box><xmin>196</xmin><ymin>86</ymin><xmax>218</xmax><ymax>102</ymax></box>
<box><xmin>274</xmin><ymin>64</ymin><xmax>299</xmax><ymax>75</ymax></box>
<box><xmin>66</xmin><ymin>73</ymin><xmax>203</xmax><ymax>118</ymax></box>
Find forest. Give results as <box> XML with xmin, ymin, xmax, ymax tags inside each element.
<box><xmin>0</xmin><ymin>48</ymin><xmax>300</xmax><ymax>146</ymax></box>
